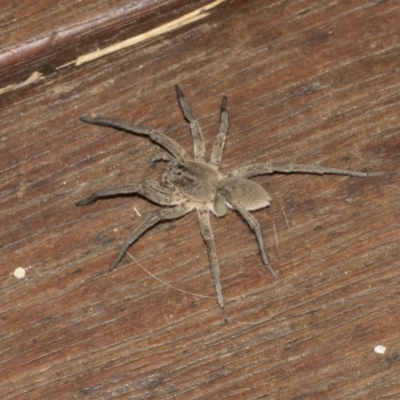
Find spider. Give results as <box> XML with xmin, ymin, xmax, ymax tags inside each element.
<box><xmin>77</xmin><ymin>85</ymin><xmax>367</xmax><ymax>322</ymax></box>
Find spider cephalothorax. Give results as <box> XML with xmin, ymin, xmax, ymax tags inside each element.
<box><xmin>162</xmin><ymin>160</ymin><xmax>219</xmax><ymax>203</ymax></box>
<box><xmin>77</xmin><ymin>85</ymin><xmax>367</xmax><ymax>322</ymax></box>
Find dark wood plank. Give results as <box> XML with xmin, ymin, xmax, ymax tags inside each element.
<box><xmin>0</xmin><ymin>0</ymin><xmax>211</xmax><ymax>88</ymax></box>
<box><xmin>1</xmin><ymin>0</ymin><xmax>399</xmax><ymax>399</ymax></box>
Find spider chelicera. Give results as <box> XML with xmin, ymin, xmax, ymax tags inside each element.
<box><xmin>77</xmin><ymin>85</ymin><xmax>367</xmax><ymax>322</ymax></box>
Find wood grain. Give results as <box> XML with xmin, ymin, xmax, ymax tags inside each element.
<box><xmin>1</xmin><ymin>0</ymin><xmax>399</xmax><ymax>399</ymax></box>
<box><xmin>0</xmin><ymin>0</ymin><xmax>211</xmax><ymax>88</ymax></box>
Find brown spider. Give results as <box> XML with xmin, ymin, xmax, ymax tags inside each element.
<box><xmin>77</xmin><ymin>85</ymin><xmax>367</xmax><ymax>322</ymax></box>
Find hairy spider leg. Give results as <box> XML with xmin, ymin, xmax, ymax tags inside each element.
<box><xmin>231</xmin><ymin>163</ymin><xmax>367</xmax><ymax>178</ymax></box>
<box><xmin>197</xmin><ymin>208</ymin><xmax>228</xmax><ymax>323</ymax></box>
<box><xmin>229</xmin><ymin>199</ymin><xmax>279</xmax><ymax>280</ymax></box>
<box><xmin>210</xmin><ymin>95</ymin><xmax>228</xmax><ymax>168</ymax></box>
<box><xmin>175</xmin><ymin>85</ymin><xmax>206</xmax><ymax>162</ymax></box>
<box><xmin>109</xmin><ymin>204</ymin><xmax>193</xmax><ymax>272</ymax></box>
<box><xmin>80</xmin><ymin>116</ymin><xmax>188</xmax><ymax>162</ymax></box>
<box><xmin>75</xmin><ymin>182</ymin><xmax>175</xmax><ymax>207</ymax></box>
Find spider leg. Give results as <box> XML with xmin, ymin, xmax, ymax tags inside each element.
<box><xmin>210</xmin><ymin>95</ymin><xmax>228</xmax><ymax>167</ymax></box>
<box><xmin>175</xmin><ymin>85</ymin><xmax>206</xmax><ymax>162</ymax></box>
<box><xmin>109</xmin><ymin>204</ymin><xmax>193</xmax><ymax>272</ymax></box>
<box><xmin>197</xmin><ymin>208</ymin><xmax>228</xmax><ymax>323</ymax></box>
<box><xmin>230</xmin><ymin>199</ymin><xmax>279</xmax><ymax>281</ymax></box>
<box><xmin>231</xmin><ymin>163</ymin><xmax>367</xmax><ymax>178</ymax></box>
<box><xmin>75</xmin><ymin>181</ymin><xmax>176</xmax><ymax>207</ymax></box>
<box><xmin>80</xmin><ymin>116</ymin><xmax>188</xmax><ymax>162</ymax></box>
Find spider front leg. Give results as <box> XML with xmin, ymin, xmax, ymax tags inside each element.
<box><xmin>175</xmin><ymin>85</ymin><xmax>205</xmax><ymax>162</ymax></box>
<box><xmin>80</xmin><ymin>116</ymin><xmax>188</xmax><ymax>162</ymax></box>
<box><xmin>75</xmin><ymin>181</ymin><xmax>176</xmax><ymax>207</ymax></box>
<box><xmin>231</xmin><ymin>162</ymin><xmax>367</xmax><ymax>178</ymax></box>
<box><xmin>109</xmin><ymin>204</ymin><xmax>193</xmax><ymax>271</ymax></box>
<box><xmin>210</xmin><ymin>95</ymin><xmax>228</xmax><ymax>167</ymax></box>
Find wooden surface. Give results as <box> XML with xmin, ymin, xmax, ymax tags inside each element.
<box><xmin>0</xmin><ymin>0</ymin><xmax>212</xmax><ymax>88</ymax></box>
<box><xmin>1</xmin><ymin>0</ymin><xmax>399</xmax><ymax>399</ymax></box>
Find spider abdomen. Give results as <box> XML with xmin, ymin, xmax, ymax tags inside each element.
<box><xmin>220</xmin><ymin>176</ymin><xmax>271</xmax><ymax>211</ymax></box>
